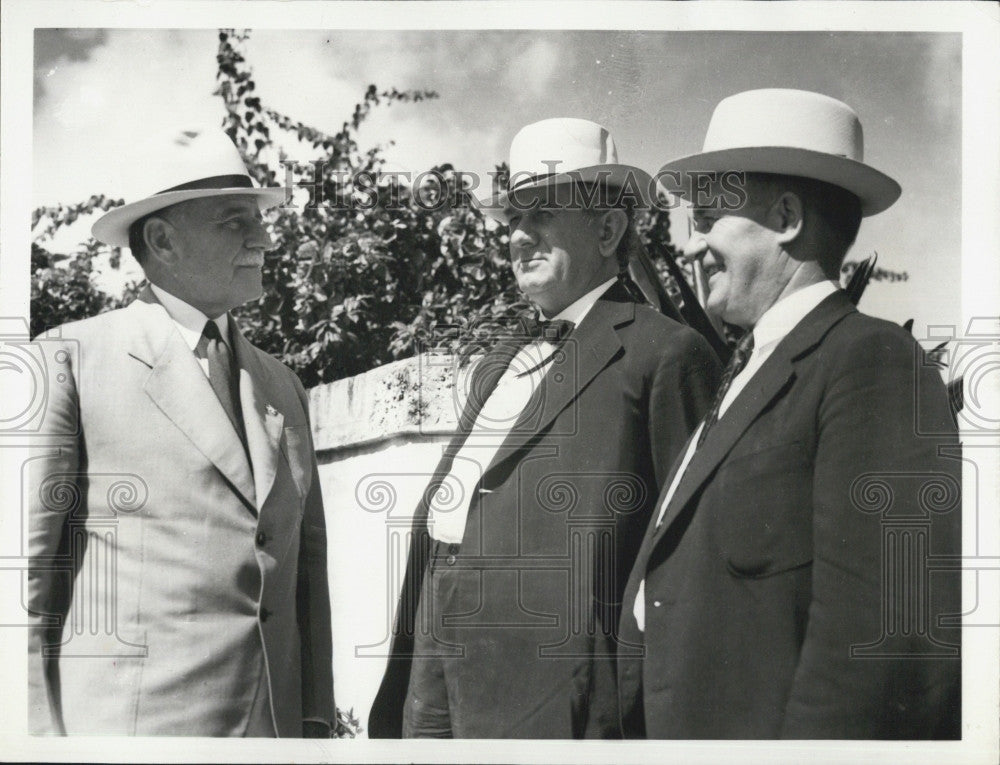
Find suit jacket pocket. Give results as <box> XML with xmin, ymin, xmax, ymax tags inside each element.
<box><xmin>281</xmin><ymin>425</ymin><xmax>313</xmax><ymax>499</ymax></box>
<box><xmin>714</xmin><ymin>441</ymin><xmax>814</xmax><ymax>578</ymax></box>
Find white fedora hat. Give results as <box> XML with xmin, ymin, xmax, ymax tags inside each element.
<box><xmin>476</xmin><ymin>118</ymin><xmax>654</xmax><ymax>222</ymax></box>
<box><xmin>658</xmin><ymin>89</ymin><xmax>901</xmax><ymax>216</ymax></box>
<box><xmin>92</xmin><ymin>128</ymin><xmax>287</xmax><ymax>248</ymax></box>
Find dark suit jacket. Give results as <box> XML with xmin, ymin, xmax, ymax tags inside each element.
<box><xmin>28</xmin><ymin>287</ymin><xmax>334</xmax><ymax>736</ymax></box>
<box><xmin>618</xmin><ymin>290</ymin><xmax>962</xmax><ymax>739</ymax></box>
<box><xmin>369</xmin><ymin>282</ymin><xmax>721</xmax><ymax>738</ymax></box>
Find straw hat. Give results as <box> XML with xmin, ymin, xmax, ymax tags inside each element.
<box><xmin>92</xmin><ymin>128</ymin><xmax>287</xmax><ymax>248</ymax></box>
<box><xmin>658</xmin><ymin>89</ymin><xmax>901</xmax><ymax>216</ymax></box>
<box><xmin>477</xmin><ymin>118</ymin><xmax>654</xmax><ymax>222</ymax></box>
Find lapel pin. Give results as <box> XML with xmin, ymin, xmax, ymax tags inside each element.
<box><xmin>266</xmin><ymin>404</ymin><xmax>278</xmax><ymax>417</ymax></box>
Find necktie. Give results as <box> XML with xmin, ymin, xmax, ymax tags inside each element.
<box><xmin>515</xmin><ymin>318</ymin><xmax>576</xmax><ymax>378</ymax></box>
<box><xmin>522</xmin><ymin>317</ymin><xmax>576</xmax><ymax>344</ymax></box>
<box><xmin>197</xmin><ymin>320</ymin><xmax>250</xmax><ymax>454</ymax></box>
<box><xmin>696</xmin><ymin>332</ymin><xmax>755</xmax><ymax>447</ymax></box>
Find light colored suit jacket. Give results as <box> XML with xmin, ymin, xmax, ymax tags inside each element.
<box><xmin>27</xmin><ymin>287</ymin><xmax>334</xmax><ymax>736</ymax></box>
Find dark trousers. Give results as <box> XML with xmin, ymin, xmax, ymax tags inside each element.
<box><xmin>402</xmin><ymin>541</ymin><xmax>463</xmax><ymax>738</ymax></box>
<box><xmin>401</xmin><ymin>538</ymin><xmax>620</xmax><ymax>738</ymax></box>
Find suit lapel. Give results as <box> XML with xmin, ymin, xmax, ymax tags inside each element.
<box><xmin>654</xmin><ymin>354</ymin><xmax>796</xmax><ymax>535</ymax></box>
<box><xmin>230</xmin><ymin>321</ymin><xmax>285</xmax><ymax>510</ymax></box>
<box><xmin>628</xmin><ymin>428</ymin><xmax>699</xmax><ymax>580</ymax></box>
<box><xmin>481</xmin><ymin>287</ymin><xmax>633</xmax><ymax>479</ymax></box>
<box><xmin>128</xmin><ymin>288</ymin><xmax>257</xmax><ymax>509</ymax></box>
<box><xmin>457</xmin><ymin>338</ymin><xmax>524</xmax><ymax>434</ymax></box>
<box><xmin>654</xmin><ymin>291</ymin><xmax>857</xmax><ymax>538</ymax></box>
<box><xmin>409</xmin><ymin>338</ymin><xmax>523</xmax><ymax>530</ymax></box>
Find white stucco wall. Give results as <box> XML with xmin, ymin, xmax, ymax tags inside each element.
<box><xmin>308</xmin><ymin>353</ymin><xmax>474</xmax><ymax>733</ymax></box>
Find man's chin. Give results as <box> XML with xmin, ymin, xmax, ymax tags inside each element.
<box><xmin>515</xmin><ymin>278</ymin><xmax>552</xmax><ymax>300</ymax></box>
<box><xmin>705</xmin><ymin>296</ymin><xmax>727</xmax><ymax>324</ymax></box>
<box><xmin>231</xmin><ymin>279</ymin><xmax>264</xmax><ymax>309</ymax></box>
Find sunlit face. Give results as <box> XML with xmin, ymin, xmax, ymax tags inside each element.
<box><xmin>506</xmin><ymin>188</ymin><xmax>609</xmax><ymax>317</ymax></box>
<box><xmin>685</xmin><ymin>182</ymin><xmax>789</xmax><ymax>329</ymax></box>
<box><xmin>156</xmin><ymin>195</ymin><xmax>273</xmax><ymax>317</ymax></box>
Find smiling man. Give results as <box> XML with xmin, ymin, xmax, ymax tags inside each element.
<box><xmin>369</xmin><ymin>118</ymin><xmax>720</xmax><ymax>738</ymax></box>
<box><xmin>618</xmin><ymin>89</ymin><xmax>962</xmax><ymax>739</ymax></box>
<box><xmin>28</xmin><ymin>129</ymin><xmax>334</xmax><ymax>737</ymax></box>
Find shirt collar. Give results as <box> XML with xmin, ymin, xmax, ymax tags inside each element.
<box><xmin>149</xmin><ymin>283</ymin><xmax>230</xmax><ymax>351</ymax></box>
<box><xmin>545</xmin><ymin>277</ymin><xmax>618</xmax><ymax>324</ymax></box>
<box><xmin>752</xmin><ymin>280</ymin><xmax>840</xmax><ymax>352</ymax></box>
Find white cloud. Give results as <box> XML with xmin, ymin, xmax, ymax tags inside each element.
<box><xmin>245</xmin><ymin>31</ymin><xmax>361</xmax><ymax>137</ymax></box>
<box><xmin>361</xmin><ymin>108</ymin><xmax>505</xmax><ymax>179</ymax></box>
<box><xmin>33</xmin><ymin>30</ymin><xmax>220</xmax><ymax>206</ymax></box>
<box><xmin>503</xmin><ymin>37</ymin><xmax>561</xmax><ymax>98</ymax></box>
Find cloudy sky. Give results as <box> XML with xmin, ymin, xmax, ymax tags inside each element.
<box><xmin>33</xmin><ymin>27</ymin><xmax>962</xmax><ymax>338</ymax></box>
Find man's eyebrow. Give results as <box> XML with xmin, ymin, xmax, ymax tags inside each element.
<box><xmin>212</xmin><ymin>204</ymin><xmax>262</xmax><ymax>219</ymax></box>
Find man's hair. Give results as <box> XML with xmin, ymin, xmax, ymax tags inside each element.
<box><xmin>745</xmin><ymin>173</ymin><xmax>863</xmax><ymax>279</ymax></box>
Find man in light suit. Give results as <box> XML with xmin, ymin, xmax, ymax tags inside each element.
<box><xmin>619</xmin><ymin>89</ymin><xmax>962</xmax><ymax>738</ymax></box>
<box><xmin>28</xmin><ymin>129</ymin><xmax>334</xmax><ymax>736</ymax></box>
<box><xmin>369</xmin><ymin>118</ymin><xmax>721</xmax><ymax>738</ymax></box>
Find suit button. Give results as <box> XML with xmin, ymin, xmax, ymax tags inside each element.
<box><xmin>446</xmin><ymin>555</ymin><xmax>456</xmax><ymax>565</ymax></box>
<box><xmin>653</xmin><ymin>600</ymin><xmax>662</xmax><ymax>608</ymax></box>
<box><xmin>256</xmin><ymin>531</ymin><xmax>267</xmax><ymax>547</ymax></box>
<box><xmin>260</xmin><ymin>607</ymin><xmax>271</xmax><ymax>622</ymax></box>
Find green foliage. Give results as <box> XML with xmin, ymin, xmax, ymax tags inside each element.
<box><xmin>30</xmin><ymin>27</ymin><xmax>909</xmax><ymax>384</ymax></box>
<box><xmin>334</xmin><ymin>706</ymin><xmax>362</xmax><ymax>738</ymax></box>
<box><xmin>28</xmin><ymin>29</ymin><xmax>677</xmax><ymax>382</ymax></box>
<box><xmin>31</xmin><ymin>194</ymin><xmax>128</xmax><ymax>338</ymax></box>
<box><xmin>841</xmin><ymin>258</ymin><xmax>907</xmax><ymax>285</ymax></box>
<box><xmin>213</xmin><ymin>29</ymin><xmax>531</xmax><ymax>386</ymax></box>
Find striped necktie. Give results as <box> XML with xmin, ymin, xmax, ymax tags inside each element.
<box><xmin>197</xmin><ymin>320</ymin><xmax>250</xmax><ymax>456</ymax></box>
<box><xmin>697</xmin><ymin>332</ymin><xmax>755</xmax><ymax>447</ymax></box>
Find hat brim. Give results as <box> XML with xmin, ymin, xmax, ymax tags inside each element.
<box><xmin>474</xmin><ymin>164</ymin><xmax>655</xmax><ymax>223</ymax></box>
<box><xmin>92</xmin><ymin>186</ymin><xmax>288</xmax><ymax>248</ymax></box>
<box><xmin>657</xmin><ymin>147</ymin><xmax>901</xmax><ymax>216</ymax></box>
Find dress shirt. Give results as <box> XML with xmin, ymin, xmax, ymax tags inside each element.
<box><xmin>149</xmin><ymin>283</ymin><xmax>230</xmax><ymax>376</ymax></box>
<box><xmin>634</xmin><ymin>279</ymin><xmax>839</xmax><ymax>630</ymax></box>
<box><xmin>428</xmin><ymin>277</ymin><xmax>617</xmax><ymax>543</ymax></box>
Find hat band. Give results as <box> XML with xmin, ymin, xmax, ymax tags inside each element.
<box><xmin>506</xmin><ymin>169</ymin><xmax>636</xmax><ymax>194</ymax></box>
<box><xmin>507</xmin><ymin>172</ymin><xmax>557</xmax><ymax>194</ymax></box>
<box><xmin>157</xmin><ymin>174</ymin><xmax>254</xmax><ymax>194</ymax></box>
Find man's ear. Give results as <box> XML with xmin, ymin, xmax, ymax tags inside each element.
<box><xmin>771</xmin><ymin>192</ymin><xmax>804</xmax><ymax>246</ymax></box>
<box><xmin>596</xmin><ymin>209</ymin><xmax>629</xmax><ymax>258</ymax></box>
<box><xmin>143</xmin><ymin>216</ymin><xmax>180</xmax><ymax>266</ymax></box>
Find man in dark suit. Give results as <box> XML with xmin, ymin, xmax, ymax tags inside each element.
<box><xmin>28</xmin><ymin>129</ymin><xmax>334</xmax><ymax>736</ymax></box>
<box><xmin>369</xmin><ymin>118</ymin><xmax>720</xmax><ymax>738</ymax></box>
<box><xmin>619</xmin><ymin>89</ymin><xmax>962</xmax><ymax>739</ymax></box>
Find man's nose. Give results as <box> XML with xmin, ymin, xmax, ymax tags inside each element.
<box><xmin>248</xmin><ymin>218</ymin><xmax>275</xmax><ymax>251</ymax></box>
<box><xmin>682</xmin><ymin>233</ymin><xmax>708</xmax><ymax>262</ymax></box>
<box><xmin>509</xmin><ymin>223</ymin><xmax>535</xmax><ymax>250</ymax></box>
